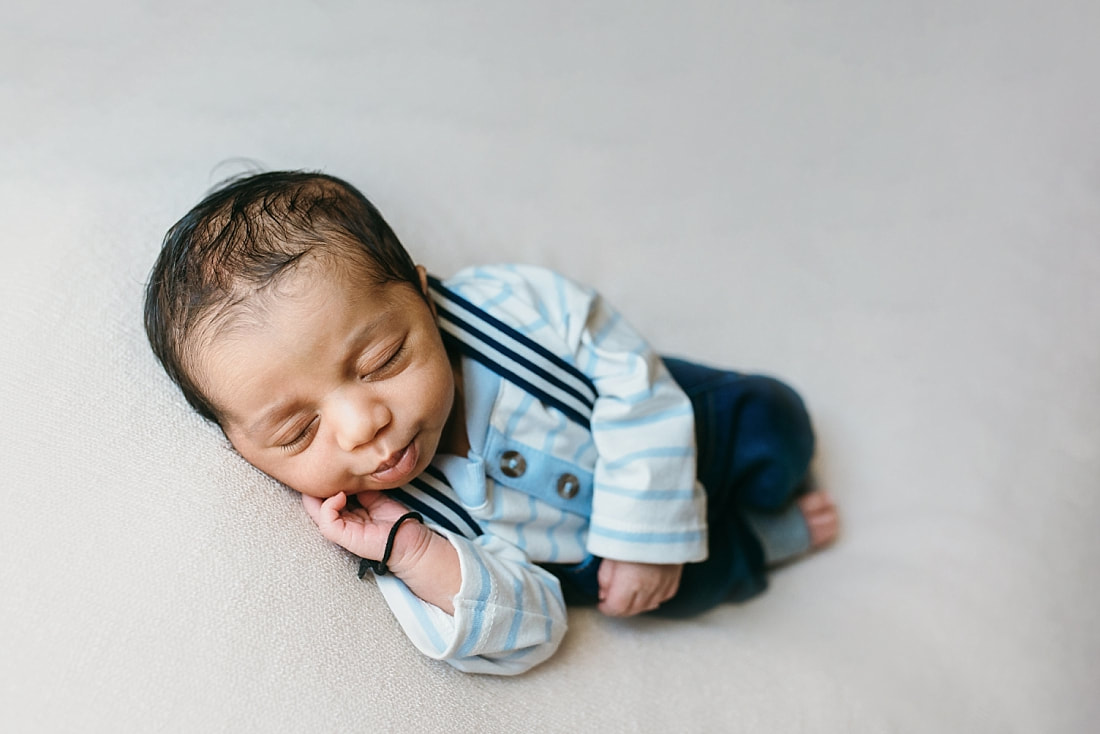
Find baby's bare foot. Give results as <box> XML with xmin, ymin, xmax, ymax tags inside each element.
<box><xmin>797</xmin><ymin>490</ymin><xmax>839</xmax><ymax>550</ymax></box>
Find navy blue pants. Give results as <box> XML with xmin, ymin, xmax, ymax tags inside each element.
<box><xmin>548</xmin><ymin>357</ymin><xmax>815</xmax><ymax>617</ymax></box>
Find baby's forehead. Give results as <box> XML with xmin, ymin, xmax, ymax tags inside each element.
<box><xmin>197</xmin><ymin>263</ymin><xmax>334</xmax><ymax>340</ymax></box>
<box><xmin>189</xmin><ymin>264</ymin><xmax>421</xmax><ymax>416</ymax></box>
<box><xmin>195</xmin><ymin>255</ymin><xmax>413</xmax><ymax>353</ymax></box>
<box><xmin>214</xmin><ymin>246</ymin><xmax>367</xmax><ymax>311</ymax></box>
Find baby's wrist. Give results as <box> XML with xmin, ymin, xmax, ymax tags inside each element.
<box><xmin>384</xmin><ymin>520</ymin><xmax>438</xmax><ymax>577</ymax></box>
<box><xmin>375</xmin><ymin>516</ymin><xmax>462</xmax><ymax>614</ymax></box>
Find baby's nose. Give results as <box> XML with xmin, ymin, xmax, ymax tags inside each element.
<box><xmin>330</xmin><ymin>391</ymin><xmax>389</xmax><ymax>452</ymax></box>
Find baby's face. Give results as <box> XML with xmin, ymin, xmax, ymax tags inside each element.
<box><xmin>197</xmin><ymin>261</ymin><xmax>458</xmax><ymax>498</ymax></box>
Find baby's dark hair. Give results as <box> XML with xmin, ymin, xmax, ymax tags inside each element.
<box><xmin>144</xmin><ymin>170</ymin><xmax>420</xmax><ymax>423</ymax></box>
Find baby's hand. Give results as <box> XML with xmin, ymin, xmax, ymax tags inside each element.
<box><xmin>301</xmin><ymin>491</ymin><xmax>430</xmax><ymax>569</ymax></box>
<box><xmin>596</xmin><ymin>559</ymin><xmax>683</xmax><ymax>617</ymax></box>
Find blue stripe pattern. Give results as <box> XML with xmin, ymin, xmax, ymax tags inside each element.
<box><xmin>588</xmin><ymin>525</ymin><xmax>705</xmax><ymax>545</ymax></box>
<box><xmin>437</xmin><ymin>326</ymin><xmax>594</xmax><ymax>429</ymax></box>
<box><xmin>429</xmin><ymin>275</ymin><xmax>597</xmax><ymax>428</ymax></box>
<box><xmin>457</xmin><ymin>556</ymin><xmax>493</xmax><ymax>657</ymax></box>
<box><xmin>417</xmin><ymin>466</ymin><xmax>484</xmax><ymax>537</ymax></box>
<box><xmin>389</xmin><ymin>484</ymin><xmax>482</xmax><ymax>539</ymax></box>
<box><xmin>431</xmin><ymin>275</ymin><xmax>584</xmax><ymax>380</ymax></box>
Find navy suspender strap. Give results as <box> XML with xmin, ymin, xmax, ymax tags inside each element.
<box><xmin>359</xmin><ymin>275</ymin><xmax>597</xmax><ymax>574</ymax></box>
<box><xmin>427</xmin><ymin>276</ymin><xmax>597</xmax><ymax>430</ymax></box>
<box><xmin>393</xmin><ymin>466</ymin><xmax>484</xmax><ymax>539</ymax></box>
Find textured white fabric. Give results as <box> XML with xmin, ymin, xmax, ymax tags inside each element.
<box><xmin>1</xmin><ymin>1</ymin><xmax>1097</xmax><ymax>732</ymax></box>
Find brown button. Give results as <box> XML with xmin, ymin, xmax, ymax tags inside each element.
<box><xmin>499</xmin><ymin>450</ymin><xmax>527</xmax><ymax>478</ymax></box>
<box><xmin>556</xmin><ymin>473</ymin><xmax>580</xmax><ymax>500</ymax></box>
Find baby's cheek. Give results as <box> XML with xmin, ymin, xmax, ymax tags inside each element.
<box><xmin>299</xmin><ymin>456</ymin><xmax>338</xmax><ymax>496</ymax></box>
<box><xmin>271</xmin><ymin>454</ymin><xmax>317</xmax><ymax>496</ymax></box>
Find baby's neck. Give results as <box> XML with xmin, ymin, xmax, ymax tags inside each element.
<box><xmin>438</xmin><ymin>352</ymin><xmax>470</xmax><ymax>457</ymax></box>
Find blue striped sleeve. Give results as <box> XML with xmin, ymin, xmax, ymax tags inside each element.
<box><xmin>372</xmin><ymin>528</ymin><xmax>568</xmax><ymax>676</ymax></box>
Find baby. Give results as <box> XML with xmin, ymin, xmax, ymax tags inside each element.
<box><xmin>144</xmin><ymin>170</ymin><xmax>838</xmax><ymax>675</ymax></box>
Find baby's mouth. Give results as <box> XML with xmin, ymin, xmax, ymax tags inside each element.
<box><xmin>369</xmin><ymin>440</ymin><xmax>418</xmax><ymax>483</ymax></box>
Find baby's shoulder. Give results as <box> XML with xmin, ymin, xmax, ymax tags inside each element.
<box><xmin>445</xmin><ymin>262</ymin><xmax>566</xmax><ymax>292</ymax></box>
<box><xmin>444</xmin><ymin>264</ymin><xmax>597</xmax><ymax>318</ymax></box>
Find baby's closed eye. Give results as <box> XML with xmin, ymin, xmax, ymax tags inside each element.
<box><xmin>279</xmin><ymin>417</ymin><xmax>319</xmax><ymax>452</ymax></box>
<box><xmin>359</xmin><ymin>339</ymin><xmax>408</xmax><ymax>381</ymax></box>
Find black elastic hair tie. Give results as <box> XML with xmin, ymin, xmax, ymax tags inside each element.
<box><xmin>358</xmin><ymin>511</ymin><xmax>424</xmax><ymax>578</ymax></box>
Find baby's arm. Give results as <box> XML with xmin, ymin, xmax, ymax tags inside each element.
<box><xmin>303</xmin><ymin>490</ymin><xmax>567</xmax><ymax>675</ymax></box>
<box><xmin>302</xmin><ymin>491</ymin><xmax>461</xmax><ymax>613</ymax></box>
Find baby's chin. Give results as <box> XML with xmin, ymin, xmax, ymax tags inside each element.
<box><xmin>406</xmin><ymin>433</ymin><xmax>443</xmax><ymax>483</ymax></box>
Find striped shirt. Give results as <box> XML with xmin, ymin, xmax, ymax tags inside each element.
<box><xmin>373</xmin><ymin>264</ymin><xmax>708</xmax><ymax>674</ymax></box>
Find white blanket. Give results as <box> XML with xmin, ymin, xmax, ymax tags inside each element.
<box><xmin>2</xmin><ymin>1</ymin><xmax>1097</xmax><ymax>731</ymax></box>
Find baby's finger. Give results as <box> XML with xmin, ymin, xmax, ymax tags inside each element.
<box><xmin>596</xmin><ymin>559</ymin><xmax>614</xmax><ymax>601</ymax></box>
<box><xmin>319</xmin><ymin>492</ymin><xmax>348</xmax><ymax>523</ymax></box>
<box><xmin>633</xmin><ymin>587</ymin><xmax>663</xmax><ymax>614</ymax></box>
<box><xmin>599</xmin><ymin>583</ymin><xmax>640</xmax><ymax>617</ymax></box>
<box><xmin>355</xmin><ymin>490</ymin><xmax>386</xmax><ymax>513</ymax></box>
<box><xmin>301</xmin><ymin>494</ymin><xmax>324</xmax><ymax>522</ymax></box>
<box><xmin>658</xmin><ymin>576</ymin><xmax>679</xmax><ymax>603</ymax></box>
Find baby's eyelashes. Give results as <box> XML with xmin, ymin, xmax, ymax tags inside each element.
<box><xmin>359</xmin><ymin>340</ymin><xmax>408</xmax><ymax>382</ymax></box>
<box><xmin>278</xmin><ymin>417</ymin><xmax>319</xmax><ymax>453</ymax></box>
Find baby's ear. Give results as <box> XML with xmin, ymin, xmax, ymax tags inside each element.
<box><xmin>415</xmin><ymin>265</ymin><xmax>438</xmax><ymax>317</ymax></box>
